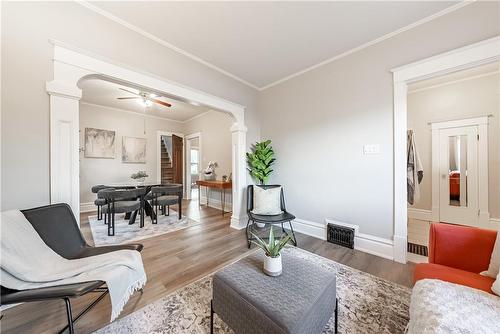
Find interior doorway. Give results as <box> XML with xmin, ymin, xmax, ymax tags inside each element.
<box><xmin>392</xmin><ymin>37</ymin><xmax>500</xmax><ymax>263</ymax></box>
<box><xmin>185</xmin><ymin>133</ymin><xmax>202</xmax><ymax>200</ymax></box>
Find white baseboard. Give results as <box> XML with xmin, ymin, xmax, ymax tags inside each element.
<box><xmin>292</xmin><ymin>218</ymin><xmax>327</xmax><ymax>240</ymax></box>
<box><xmin>80</xmin><ymin>202</ymin><xmax>96</xmax><ymax>213</ymax></box>
<box><xmin>292</xmin><ymin>218</ymin><xmax>395</xmax><ymax>261</ymax></box>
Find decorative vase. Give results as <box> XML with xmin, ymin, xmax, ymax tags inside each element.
<box><xmin>263</xmin><ymin>254</ymin><xmax>282</xmax><ymax>277</ymax></box>
<box><xmin>204</xmin><ymin>173</ymin><xmax>216</xmax><ymax>181</ymax></box>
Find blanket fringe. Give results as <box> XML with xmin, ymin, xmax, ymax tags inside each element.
<box><xmin>110</xmin><ymin>274</ymin><xmax>147</xmax><ymax>322</ymax></box>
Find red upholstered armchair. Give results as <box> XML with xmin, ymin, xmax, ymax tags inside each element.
<box><xmin>413</xmin><ymin>223</ymin><xmax>497</xmax><ymax>294</ymax></box>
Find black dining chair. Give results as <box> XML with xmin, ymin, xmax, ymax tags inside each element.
<box><xmin>0</xmin><ymin>203</ymin><xmax>143</xmax><ymax>334</ymax></box>
<box><xmin>149</xmin><ymin>184</ymin><xmax>183</xmax><ymax>223</ymax></box>
<box><xmin>98</xmin><ymin>188</ymin><xmax>147</xmax><ymax>236</ymax></box>
<box><xmin>246</xmin><ymin>185</ymin><xmax>297</xmax><ymax>248</ymax></box>
<box><xmin>91</xmin><ymin>185</ymin><xmax>109</xmax><ymax>221</ymax></box>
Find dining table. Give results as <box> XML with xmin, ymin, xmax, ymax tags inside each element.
<box><xmin>102</xmin><ymin>182</ymin><xmax>182</xmax><ymax>224</ymax></box>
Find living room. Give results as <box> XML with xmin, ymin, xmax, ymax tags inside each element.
<box><xmin>1</xmin><ymin>1</ymin><xmax>499</xmax><ymax>333</ymax></box>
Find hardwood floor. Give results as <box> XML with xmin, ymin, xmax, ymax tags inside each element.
<box><xmin>1</xmin><ymin>199</ymin><xmax>415</xmax><ymax>334</ymax></box>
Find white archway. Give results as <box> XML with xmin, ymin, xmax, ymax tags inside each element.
<box><xmin>46</xmin><ymin>41</ymin><xmax>248</xmax><ymax>229</ymax></box>
<box><xmin>391</xmin><ymin>36</ymin><xmax>500</xmax><ymax>263</ymax></box>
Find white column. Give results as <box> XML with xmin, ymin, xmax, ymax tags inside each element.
<box><xmin>230</xmin><ymin>123</ymin><xmax>248</xmax><ymax>229</ymax></box>
<box><xmin>393</xmin><ymin>81</ymin><xmax>408</xmax><ymax>263</ymax></box>
<box><xmin>46</xmin><ymin>81</ymin><xmax>82</xmax><ymax>225</ymax></box>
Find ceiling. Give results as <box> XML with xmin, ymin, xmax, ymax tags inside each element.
<box><xmin>80</xmin><ymin>78</ymin><xmax>210</xmax><ymax>122</ymax></box>
<box><xmin>84</xmin><ymin>1</ymin><xmax>460</xmax><ymax>89</ymax></box>
<box><xmin>408</xmin><ymin>61</ymin><xmax>500</xmax><ymax>92</ymax></box>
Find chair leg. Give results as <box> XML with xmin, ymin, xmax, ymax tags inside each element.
<box><xmin>167</xmin><ymin>205</ymin><xmax>170</xmax><ymax>216</ymax></box>
<box><xmin>281</xmin><ymin>222</ymin><xmax>285</xmax><ymax>233</ymax></box>
<box><xmin>97</xmin><ymin>206</ymin><xmax>101</xmax><ymax>220</ymax></box>
<box><xmin>104</xmin><ymin>210</ymin><xmax>107</xmax><ymax>224</ymax></box>
<box><xmin>64</xmin><ymin>298</ymin><xmax>75</xmax><ymax>334</ymax></box>
<box><xmin>111</xmin><ymin>213</ymin><xmax>115</xmax><ymax>236</ymax></box>
<box><xmin>288</xmin><ymin>221</ymin><xmax>297</xmax><ymax>246</ymax></box>
<box><xmin>246</xmin><ymin>219</ymin><xmax>252</xmax><ymax>248</ymax></box>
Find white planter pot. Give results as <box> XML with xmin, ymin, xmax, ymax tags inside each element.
<box><xmin>263</xmin><ymin>254</ymin><xmax>282</xmax><ymax>277</ymax></box>
<box><xmin>256</xmin><ymin>222</ymin><xmax>266</xmax><ymax>228</ymax></box>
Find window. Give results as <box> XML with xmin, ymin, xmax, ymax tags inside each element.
<box><xmin>190</xmin><ymin>149</ymin><xmax>199</xmax><ymax>174</ymax></box>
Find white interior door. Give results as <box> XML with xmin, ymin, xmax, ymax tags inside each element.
<box><xmin>438</xmin><ymin>126</ymin><xmax>478</xmax><ymax>226</ymax></box>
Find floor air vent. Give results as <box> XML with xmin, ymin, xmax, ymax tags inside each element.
<box><xmin>327</xmin><ymin>223</ymin><xmax>355</xmax><ymax>249</ymax></box>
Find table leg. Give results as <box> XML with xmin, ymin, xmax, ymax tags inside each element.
<box><xmin>198</xmin><ymin>185</ymin><xmax>201</xmax><ymax>208</ymax></box>
<box><xmin>221</xmin><ymin>189</ymin><xmax>224</xmax><ymax>216</ymax></box>
<box><xmin>207</xmin><ymin>187</ymin><xmax>210</xmax><ymax>207</ymax></box>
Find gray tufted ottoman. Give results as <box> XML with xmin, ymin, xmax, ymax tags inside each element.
<box><xmin>211</xmin><ymin>249</ymin><xmax>338</xmax><ymax>334</ymax></box>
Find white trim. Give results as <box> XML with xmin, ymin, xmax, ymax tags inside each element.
<box><xmin>77</xmin><ymin>1</ymin><xmax>471</xmax><ymax>91</ymax></box>
<box><xmin>80</xmin><ymin>101</ymin><xmax>185</xmax><ymax>123</ymax></box>
<box><xmin>430</xmin><ymin>116</ymin><xmax>489</xmax><ymax>227</ymax></box>
<box><xmin>76</xmin><ymin>1</ymin><xmax>260</xmax><ymax>91</ymax></box>
<box><xmin>48</xmin><ymin>44</ymin><xmax>247</xmax><ymax>227</ymax></box>
<box><xmin>430</xmin><ymin>116</ymin><xmax>489</xmax><ymax>129</ymax></box>
<box><xmin>185</xmin><ymin>132</ymin><xmax>202</xmax><ymax>200</ymax></box>
<box><xmin>292</xmin><ymin>218</ymin><xmax>327</xmax><ymax>240</ymax></box>
<box><xmin>260</xmin><ymin>1</ymin><xmax>473</xmax><ymax>90</ymax></box>
<box><xmin>408</xmin><ymin>70</ymin><xmax>499</xmax><ymax>94</ymax></box>
<box><xmin>182</xmin><ymin>111</ymin><xmax>212</xmax><ymax>124</ymax></box>
<box><xmin>80</xmin><ymin>202</ymin><xmax>96</xmax><ymax>213</ymax></box>
<box><xmin>290</xmin><ymin>218</ymin><xmax>395</xmax><ymax>260</ymax></box>
<box><xmin>392</xmin><ymin>36</ymin><xmax>500</xmax><ymax>264</ymax></box>
<box><xmin>408</xmin><ymin>208</ymin><xmax>433</xmax><ymax>221</ymax></box>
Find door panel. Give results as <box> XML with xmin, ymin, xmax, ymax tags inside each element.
<box><xmin>438</xmin><ymin>126</ymin><xmax>478</xmax><ymax>226</ymax></box>
<box><xmin>172</xmin><ymin>134</ymin><xmax>183</xmax><ymax>185</ymax></box>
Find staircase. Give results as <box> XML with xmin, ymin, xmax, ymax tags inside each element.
<box><xmin>161</xmin><ymin>140</ymin><xmax>174</xmax><ymax>184</ymax></box>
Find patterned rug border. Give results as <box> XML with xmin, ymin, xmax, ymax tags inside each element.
<box><xmin>96</xmin><ymin>246</ymin><xmax>411</xmax><ymax>333</ymax></box>
<box><xmin>88</xmin><ymin>211</ymin><xmax>204</xmax><ymax>246</ymax></box>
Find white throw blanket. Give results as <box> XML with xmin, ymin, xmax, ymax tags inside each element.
<box><xmin>407</xmin><ymin>279</ymin><xmax>500</xmax><ymax>333</ymax></box>
<box><xmin>0</xmin><ymin>210</ymin><xmax>147</xmax><ymax>322</ymax></box>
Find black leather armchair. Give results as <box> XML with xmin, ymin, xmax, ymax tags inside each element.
<box><xmin>246</xmin><ymin>185</ymin><xmax>297</xmax><ymax>248</ymax></box>
<box><xmin>0</xmin><ymin>203</ymin><xmax>143</xmax><ymax>334</ymax></box>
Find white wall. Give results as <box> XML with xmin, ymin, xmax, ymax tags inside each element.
<box><xmin>1</xmin><ymin>1</ymin><xmax>259</xmax><ymax>211</ymax></box>
<box><xmin>184</xmin><ymin>110</ymin><xmax>233</xmax><ymax>205</ymax></box>
<box><xmin>79</xmin><ymin>103</ymin><xmax>184</xmax><ymax>204</ymax></box>
<box><xmin>407</xmin><ymin>73</ymin><xmax>500</xmax><ymax>219</ymax></box>
<box><xmin>258</xmin><ymin>2</ymin><xmax>500</xmax><ymax>239</ymax></box>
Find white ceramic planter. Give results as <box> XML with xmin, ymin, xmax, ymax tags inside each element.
<box><xmin>263</xmin><ymin>254</ymin><xmax>282</xmax><ymax>277</ymax></box>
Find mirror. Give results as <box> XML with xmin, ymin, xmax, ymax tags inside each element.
<box><xmin>448</xmin><ymin>135</ymin><xmax>467</xmax><ymax>207</ymax></box>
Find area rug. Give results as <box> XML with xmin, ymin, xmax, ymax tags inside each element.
<box><xmin>95</xmin><ymin>247</ymin><xmax>411</xmax><ymax>333</ymax></box>
<box><xmin>88</xmin><ymin>212</ymin><xmax>202</xmax><ymax>246</ymax></box>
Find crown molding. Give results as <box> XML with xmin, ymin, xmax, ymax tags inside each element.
<box><xmin>260</xmin><ymin>1</ymin><xmax>474</xmax><ymax>90</ymax></box>
<box><xmin>408</xmin><ymin>69</ymin><xmax>499</xmax><ymax>94</ymax></box>
<box><xmin>76</xmin><ymin>0</ymin><xmax>473</xmax><ymax>92</ymax></box>
<box><xmin>76</xmin><ymin>0</ymin><xmax>260</xmax><ymax>91</ymax></box>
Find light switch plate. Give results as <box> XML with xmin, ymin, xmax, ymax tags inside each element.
<box><xmin>363</xmin><ymin>144</ymin><xmax>380</xmax><ymax>155</ymax></box>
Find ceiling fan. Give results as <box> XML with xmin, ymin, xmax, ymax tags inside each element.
<box><xmin>117</xmin><ymin>87</ymin><xmax>172</xmax><ymax>108</ymax></box>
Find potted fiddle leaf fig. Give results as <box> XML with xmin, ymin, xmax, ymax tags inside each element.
<box><xmin>251</xmin><ymin>227</ymin><xmax>293</xmax><ymax>277</ymax></box>
<box><xmin>246</xmin><ymin>140</ymin><xmax>275</xmax><ymax>185</ymax></box>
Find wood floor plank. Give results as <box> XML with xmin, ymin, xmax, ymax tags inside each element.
<box><xmin>1</xmin><ymin>200</ymin><xmax>414</xmax><ymax>333</ymax></box>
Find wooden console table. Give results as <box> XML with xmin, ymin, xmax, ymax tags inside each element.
<box><xmin>196</xmin><ymin>180</ymin><xmax>232</xmax><ymax>216</ymax></box>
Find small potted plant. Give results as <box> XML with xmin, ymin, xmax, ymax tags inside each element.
<box><xmin>251</xmin><ymin>227</ymin><xmax>293</xmax><ymax>277</ymax></box>
<box><xmin>203</xmin><ymin>161</ymin><xmax>218</xmax><ymax>181</ymax></box>
<box><xmin>131</xmin><ymin>171</ymin><xmax>149</xmax><ymax>184</ymax></box>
